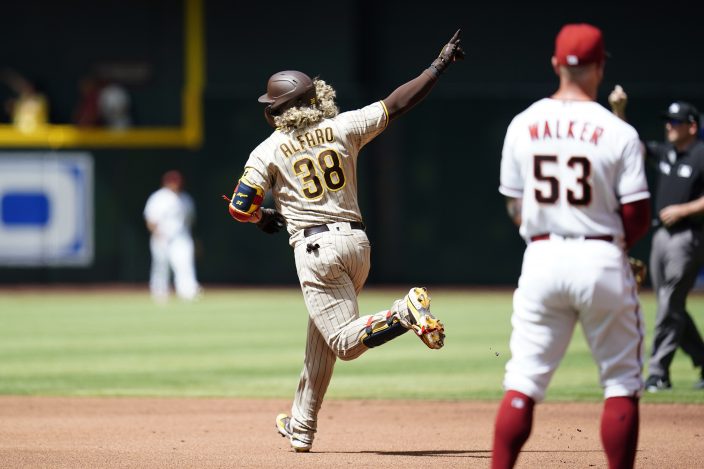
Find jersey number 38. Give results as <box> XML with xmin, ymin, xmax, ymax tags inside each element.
<box><xmin>293</xmin><ymin>148</ymin><xmax>347</xmax><ymax>199</ymax></box>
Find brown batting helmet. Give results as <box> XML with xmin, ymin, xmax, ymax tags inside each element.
<box><xmin>258</xmin><ymin>70</ymin><xmax>317</xmax><ymax>113</ymax></box>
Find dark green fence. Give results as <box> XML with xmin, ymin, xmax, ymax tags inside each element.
<box><xmin>0</xmin><ymin>0</ymin><xmax>700</xmax><ymax>284</ymax></box>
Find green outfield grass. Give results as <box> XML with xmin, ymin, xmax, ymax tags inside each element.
<box><xmin>0</xmin><ymin>287</ymin><xmax>702</xmax><ymax>403</ymax></box>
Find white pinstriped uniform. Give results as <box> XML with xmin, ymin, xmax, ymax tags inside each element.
<box><xmin>143</xmin><ymin>187</ymin><xmax>199</xmax><ymax>300</ymax></box>
<box><xmin>499</xmin><ymin>98</ymin><xmax>650</xmax><ymax>402</ymax></box>
<box><xmin>244</xmin><ymin>102</ymin><xmax>388</xmax><ymax>233</ymax></box>
<box><xmin>242</xmin><ymin>101</ymin><xmax>412</xmax><ymax>446</ymax></box>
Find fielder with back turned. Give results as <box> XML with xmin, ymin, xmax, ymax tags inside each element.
<box><xmin>225</xmin><ymin>30</ymin><xmax>464</xmax><ymax>452</ymax></box>
<box><xmin>493</xmin><ymin>24</ymin><xmax>651</xmax><ymax>469</ymax></box>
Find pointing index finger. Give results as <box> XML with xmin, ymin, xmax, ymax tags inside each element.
<box><xmin>450</xmin><ymin>29</ymin><xmax>462</xmax><ymax>43</ymax></box>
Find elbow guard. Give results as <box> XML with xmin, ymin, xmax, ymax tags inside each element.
<box><xmin>228</xmin><ymin>178</ymin><xmax>264</xmax><ymax>222</ymax></box>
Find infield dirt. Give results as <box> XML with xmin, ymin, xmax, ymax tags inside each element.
<box><xmin>0</xmin><ymin>397</ymin><xmax>701</xmax><ymax>468</ymax></box>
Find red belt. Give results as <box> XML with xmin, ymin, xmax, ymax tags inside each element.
<box><xmin>530</xmin><ymin>233</ymin><xmax>613</xmax><ymax>242</ymax></box>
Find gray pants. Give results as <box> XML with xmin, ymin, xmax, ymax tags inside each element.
<box><xmin>648</xmin><ymin>226</ymin><xmax>704</xmax><ymax>378</ymax></box>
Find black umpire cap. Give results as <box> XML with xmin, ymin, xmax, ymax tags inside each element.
<box><xmin>662</xmin><ymin>101</ymin><xmax>700</xmax><ymax>126</ymax></box>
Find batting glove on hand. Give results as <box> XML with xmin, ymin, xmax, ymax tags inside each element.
<box><xmin>256</xmin><ymin>208</ymin><xmax>286</xmax><ymax>234</ymax></box>
<box><xmin>430</xmin><ymin>29</ymin><xmax>465</xmax><ymax>75</ymax></box>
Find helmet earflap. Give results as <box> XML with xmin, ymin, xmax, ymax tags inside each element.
<box><xmin>264</xmin><ymin>105</ymin><xmax>277</xmax><ymax>128</ymax></box>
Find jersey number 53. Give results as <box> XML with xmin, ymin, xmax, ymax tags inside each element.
<box><xmin>533</xmin><ymin>155</ymin><xmax>592</xmax><ymax>206</ymax></box>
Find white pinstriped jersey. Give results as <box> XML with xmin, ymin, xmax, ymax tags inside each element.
<box><xmin>499</xmin><ymin>98</ymin><xmax>650</xmax><ymax>243</ymax></box>
<box><xmin>242</xmin><ymin>101</ymin><xmax>388</xmax><ymax>234</ymax></box>
<box><xmin>144</xmin><ymin>187</ymin><xmax>195</xmax><ymax>239</ymax></box>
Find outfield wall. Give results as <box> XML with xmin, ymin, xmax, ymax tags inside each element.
<box><xmin>0</xmin><ymin>0</ymin><xmax>700</xmax><ymax>284</ymax></box>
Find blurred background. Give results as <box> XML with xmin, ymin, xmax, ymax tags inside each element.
<box><xmin>0</xmin><ymin>0</ymin><xmax>702</xmax><ymax>286</ymax></box>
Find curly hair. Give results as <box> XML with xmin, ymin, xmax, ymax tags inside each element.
<box><xmin>274</xmin><ymin>79</ymin><xmax>339</xmax><ymax>132</ymax></box>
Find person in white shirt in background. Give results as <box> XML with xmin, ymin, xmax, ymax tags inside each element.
<box><xmin>144</xmin><ymin>169</ymin><xmax>200</xmax><ymax>302</ymax></box>
<box><xmin>98</xmin><ymin>83</ymin><xmax>132</xmax><ymax>130</ymax></box>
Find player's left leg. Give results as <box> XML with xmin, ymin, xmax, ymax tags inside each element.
<box><xmin>492</xmin><ymin>390</ymin><xmax>535</xmax><ymax>469</ymax></box>
<box><xmin>169</xmin><ymin>235</ymin><xmax>200</xmax><ymax>300</ymax></box>
<box><xmin>493</xmin><ymin>242</ymin><xmax>577</xmax><ymax>468</ymax></box>
<box><xmin>279</xmin><ymin>230</ymin><xmax>371</xmax><ymax>451</ymax></box>
<box><xmin>285</xmin><ymin>319</ymin><xmax>333</xmax><ymax>452</ymax></box>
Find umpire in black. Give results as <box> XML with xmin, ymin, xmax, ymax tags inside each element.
<box><xmin>642</xmin><ymin>102</ymin><xmax>704</xmax><ymax>392</ymax></box>
<box><xmin>610</xmin><ymin>92</ymin><xmax>704</xmax><ymax>391</ymax></box>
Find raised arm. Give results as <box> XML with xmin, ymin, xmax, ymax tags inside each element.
<box><xmin>382</xmin><ymin>29</ymin><xmax>464</xmax><ymax>121</ymax></box>
<box><xmin>608</xmin><ymin>84</ymin><xmax>628</xmax><ymax>121</ymax></box>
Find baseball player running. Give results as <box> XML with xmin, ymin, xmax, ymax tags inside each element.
<box><xmin>225</xmin><ymin>31</ymin><xmax>464</xmax><ymax>452</ymax></box>
<box><xmin>493</xmin><ymin>24</ymin><xmax>651</xmax><ymax>469</ymax></box>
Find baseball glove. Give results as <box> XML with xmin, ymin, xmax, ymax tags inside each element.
<box><xmin>256</xmin><ymin>208</ymin><xmax>286</xmax><ymax>234</ymax></box>
<box><xmin>629</xmin><ymin>257</ymin><xmax>647</xmax><ymax>288</ymax></box>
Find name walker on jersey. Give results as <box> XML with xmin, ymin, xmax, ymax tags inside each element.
<box><xmin>529</xmin><ymin>119</ymin><xmax>604</xmax><ymax>146</ymax></box>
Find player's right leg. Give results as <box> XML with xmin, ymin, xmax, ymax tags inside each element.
<box><xmin>387</xmin><ymin>287</ymin><xmax>445</xmax><ymax>349</ymax></box>
<box><xmin>293</xmin><ymin>230</ymin><xmax>376</xmax><ymax>359</ymax></box>
<box><xmin>600</xmin><ymin>396</ymin><xmax>639</xmax><ymax>469</ymax></box>
<box><xmin>359</xmin><ymin>287</ymin><xmax>446</xmax><ymax>349</ymax></box>
<box><xmin>149</xmin><ymin>237</ymin><xmax>170</xmax><ymax>302</ymax></box>
<box><xmin>579</xmin><ymin>243</ymin><xmax>642</xmax><ymax>467</ymax></box>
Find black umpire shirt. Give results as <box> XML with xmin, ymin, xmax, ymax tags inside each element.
<box><xmin>646</xmin><ymin>139</ymin><xmax>704</xmax><ymax>229</ymax></box>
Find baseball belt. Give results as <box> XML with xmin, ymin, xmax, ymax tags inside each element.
<box><xmin>530</xmin><ymin>233</ymin><xmax>613</xmax><ymax>242</ymax></box>
<box><xmin>303</xmin><ymin>222</ymin><xmax>365</xmax><ymax>238</ymax></box>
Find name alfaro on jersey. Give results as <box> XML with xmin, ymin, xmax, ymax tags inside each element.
<box><xmin>279</xmin><ymin>126</ymin><xmax>335</xmax><ymax>158</ymax></box>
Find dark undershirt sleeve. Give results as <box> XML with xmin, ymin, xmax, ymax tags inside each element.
<box><xmin>381</xmin><ymin>69</ymin><xmax>439</xmax><ymax>122</ymax></box>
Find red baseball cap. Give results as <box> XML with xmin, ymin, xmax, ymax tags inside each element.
<box><xmin>554</xmin><ymin>23</ymin><xmax>605</xmax><ymax>66</ymax></box>
<box><xmin>162</xmin><ymin>169</ymin><xmax>183</xmax><ymax>187</ymax></box>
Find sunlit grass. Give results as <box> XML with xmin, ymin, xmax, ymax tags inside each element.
<box><xmin>0</xmin><ymin>288</ymin><xmax>702</xmax><ymax>403</ymax></box>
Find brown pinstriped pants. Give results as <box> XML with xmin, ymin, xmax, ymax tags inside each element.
<box><xmin>287</xmin><ymin>223</ymin><xmax>405</xmax><ymax>445</ymax></box>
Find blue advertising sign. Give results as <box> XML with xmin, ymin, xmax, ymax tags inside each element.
<box><xmin>0</xmin><ymin>153</ymin><xmax>93</xmax><ymax>266</ymax></box>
